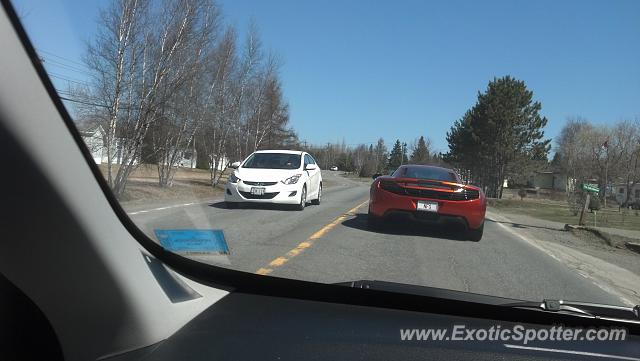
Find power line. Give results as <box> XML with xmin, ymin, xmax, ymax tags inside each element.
<box><xmin>57</xmin><ymin>89</ymin><xmax>100</xmax><ymax>102</ymax></box>
<box><xmin>56</xmin><ymin>89</ymin><xmax>134</xmax><ymax>111</ymax></box>
<box><xmin>59</xmin><ymin>95</ymin><xmax>109</xmax><ymax>108</ymax></box>
<box><xmin>48</xmin><ymin>72</ymin><xmax>92</xmax><ymax>87</ymax></box>
<box><xmin>56</xmin><ymin>89</ymin><xmax>98</xmax><ymax>101</ymax></box>
<box><xmin>41</xmin><ymin>57</ymin><xmax>93</xmax><ymax>77</ymax></box>
<box><xmin>36</xmin><ymin>48</ymin><xmax>89</xmax><ymax>69</ymax></box>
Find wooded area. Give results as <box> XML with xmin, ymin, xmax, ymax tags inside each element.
<box><xmin>70</xmin><ymin>1</ymin><xmax>635</xmax><ymax>203</ymax></box>
<box><xmin>75</xmin><ymin>0</ymin><xmax>297</xmax><ymax>197</ymax></box>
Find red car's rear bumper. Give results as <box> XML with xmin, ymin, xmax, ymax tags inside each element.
<box><xmin>369</xmin><ymin>186</ymin><xmax>486</xmax><ymax>230</ymax></box>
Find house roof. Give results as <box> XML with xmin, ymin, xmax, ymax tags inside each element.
<box><xmin>79</xmin><ymin>125</ymin><xmax>105</xmax><ymax>137</ymax></box>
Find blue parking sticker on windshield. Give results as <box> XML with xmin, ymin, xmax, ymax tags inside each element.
<box><xmin>154</xmin><ymin>229</ymin><xmax>229</xmax><ymax>255</ymax></box>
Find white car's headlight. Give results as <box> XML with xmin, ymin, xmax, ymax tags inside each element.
<box><xmin>281</xmin><ymin>174</ymin><xmax>302</xmax><ymax>185</ymax></box>
<box><xmin>229</xmin><ymin>173</ymin><xmax>240</xmax><ymax>183</ymax></box>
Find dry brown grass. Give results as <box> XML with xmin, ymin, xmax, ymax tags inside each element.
<box><xmin>97</xmin><ymin>164</ymin><xmax>212</xmax><ymax>181</ymax></box>
<box><xmin>491</xmin><ymin>198</ymin><xmax>640</xmax><ymax>231</ymax></box>
<box><xmin>97</xmin><ymin>164</ymin><xmax>224</xmax><ymax>204</ymax></box>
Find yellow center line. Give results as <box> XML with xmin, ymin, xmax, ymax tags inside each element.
<box><xmin>254</xmin><ymin>200</ymin><xmax>369</xmax><ymax>275</ymax></box>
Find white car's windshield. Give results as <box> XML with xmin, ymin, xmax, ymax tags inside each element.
<box><xmin>243</xmin><ymin>153</ymin><xmax>301</xmax><ymax>170</ymax></box>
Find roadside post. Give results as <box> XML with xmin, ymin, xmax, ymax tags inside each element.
<box><xmin>579</xmin><ymin>184</ymin><xmax>600</xmax><ymax>226</ymax></box>
<box><xmin>579</xmin><ymin>193</ymin><xmax>590</xmax><ymax>226</ymax></box>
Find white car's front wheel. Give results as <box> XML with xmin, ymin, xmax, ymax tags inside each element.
<box><xmin>295</xmin><ymin>185</ymin><xmax>307</xmax><ymax>211</ymax></box>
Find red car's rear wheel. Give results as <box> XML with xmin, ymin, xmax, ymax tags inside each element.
<box><xmin>467</xmin><ymin>222</ymin><xmax>484</xmax><ymax>242</ymax></box>
<box><xmin>367</xmin><ymin>205</ymin><xmax>384</xmax><ymax>230</ymax></box>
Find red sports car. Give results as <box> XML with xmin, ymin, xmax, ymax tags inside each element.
<box><xmin>368</xmin><ymin>165</ymin><xmax>486</xmax><ymax>241</ymax></box>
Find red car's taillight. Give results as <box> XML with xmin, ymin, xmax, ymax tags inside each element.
<box><xmin>379</xmin><ymin>180</ymin><xmax>404</xmax><ymax>193</ymax></box>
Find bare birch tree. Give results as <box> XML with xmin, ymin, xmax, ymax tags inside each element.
<box><xmin>84</xmin><ymin>0</ymin><xmax>149</xmax><ymax>189</ymax></box>
<box><xmin>82</xmin><ymin>0</ymin><xmax>296</xmax><ymax>196</ymax></box>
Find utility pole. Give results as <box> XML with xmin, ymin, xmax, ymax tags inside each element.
<box><xmin>604</xmin><ymin>139</ymin><xmax>609</xmax><ymax>209</ymax></box>
<box><xmin>325</xmin><ymin>142</ymin><xmax>331</xmax><ymax>170</ymax></box>
<box><xmin>579</xmin><ymin>193</ymin><xmax>591</xmax><ymax>226</ymax></box>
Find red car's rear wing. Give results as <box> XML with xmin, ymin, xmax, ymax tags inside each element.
<box><xmin>384</xmin><ymin>178</ymin><xmax>473</xmax><ymax>190</ymax></box>
<box><xmin>377</xmin><ymin>178</ymin><xmax>482</xmax><ymax>201</ymax></box>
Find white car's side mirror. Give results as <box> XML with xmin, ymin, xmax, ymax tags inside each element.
<box><xmin>305</xmin><ymin>164</ymin><xmax>317</xmax><ymax>171</ymax></box>
<box><xmin>230</xmin><ymin>161</ymin><xmax>241</xmax><ymax>169</ymax></box>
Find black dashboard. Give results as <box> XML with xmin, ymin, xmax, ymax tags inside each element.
<box><xmin>110</xmin><ymin>291</ymin><xmax>640</xmax><ymax>361</ymax></box>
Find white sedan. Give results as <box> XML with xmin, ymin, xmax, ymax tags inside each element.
<box><xmin>224</xmin><ymin>150</ymin><xmax>322</xmax><ymax>210</ymax></box>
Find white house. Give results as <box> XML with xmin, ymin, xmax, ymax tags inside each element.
<box><xmin>79</xmin><ymin>126</ymin><xmax>128</xmax><ymax>165</ymax></box>
<box><xmin>208</xmin><ymin>155</ymin><xmax>229</xmax><ymax>171</ymax></box>
<box><xmin>80</xmin><ymin>125</ymin><xmax>197</xmax><ymax>168</ymax></box>
<box><xmin>164</xmin><ymin>147</ymin><xmax>199</xmax><ymax>169</ymax></box>
<box><xmin>527</xmin><ymin>171</ymin><xmax>569</xmax><ymax>191</ymax></box>
<box><xmin>614</xmin><ymin>183</ymin><xmax>640</xmax><ymax>205</ymax></box>
<box><xmin>80</xmin><ymin>126</ymin><xmax>107</xmax><ymax>164</ymax></box>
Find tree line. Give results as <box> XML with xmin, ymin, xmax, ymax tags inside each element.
<box><xmin>444</xmin><ymin>75</ymin><xmax>637</xmax><ymax>204</ymax></box>
<box><xmin>74</xmin><ymin>6</ymin><xmax>627</xmax><ymax>205</ymax></box>
<box><xmin>75</xmin><ymin>0</ymin><xmax>297</xmax><ymax>198</ymax></box>
<box><xmin>555</xmin><ymin>117</ymin><xmax>640</xmax><ymax>206</ymax></box>
<box><xmin>301</xmin><ymin>136</ymin><xmax>446</xmax><ymax>177</ymax></box>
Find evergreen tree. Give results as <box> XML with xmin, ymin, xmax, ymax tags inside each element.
<box><xmin>445</xmin><ymin>76</ymin><xmax>550</xmax><ymax>198</ymax></box>
<box><xmin>410</xmin><ymin>136</ymin><xmax>430</xmax><ymax>164</ymax></box>
<box><xmin>359</xmin><ymin>144</ymin><xmax>377</xmax><ymax>177</ymax></box>
<box><xmin>388</xmin><ymin>139</ymin><xmax>404</xmax><ymax>170</ymax></box>
<box><xmin>402</xmin><ymin>142</ymin><xmax>409</xmax><ymax>164</ymax></box>
<box><xmin>373</xmin><ymin>138</ymin><xmax>388</xmax><ymax>172</ymax></box>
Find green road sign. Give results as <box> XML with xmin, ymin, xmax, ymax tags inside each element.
<box><xmin>581</xmin><ymin>183</ymin><xmax>599</xmax><ymax>193</ymax></box>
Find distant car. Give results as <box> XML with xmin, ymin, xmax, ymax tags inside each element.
<box><xmin>225</xmin><ymin>150</ymin><xmax>322</xmax><ymax>210</ymax></box>
<box><xmin>330</xmin><ymin>166</ymin><xmax>338</xmax><ymax>171</ymax></box>
<box><xmin>368</xmin><ymin>164</ymin><xmax>486</xmax><ymax>241</ymax></box>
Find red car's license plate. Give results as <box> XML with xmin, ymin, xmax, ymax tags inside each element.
<box><xmin>416</xmin><ymin>200</ymin><xmax>438</xmax><ymax>212</ymax></box>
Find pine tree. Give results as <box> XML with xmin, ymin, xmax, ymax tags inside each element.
<box><xmin>388</xmin><ymin>139</ymin><xmax>404</xmax><ymax>170</ymax></box>
<box><xmin>373</xmin><ymin>138</ymin><xmax>388</xmax><ymax>172</ymax></box>
<box><xmin>445</xmin><ymin>76</ymin><xmax>550</xmax><ymax>198</ymax></box>
<box><xmin>402</xmin><ymin>142</ymin><xmax>409</xmax><ymax>164</ymax></box>
<box><xmin>410</xmin><ymin>136</ymin><xmax>430</xmax><ymax>164</ymax></box>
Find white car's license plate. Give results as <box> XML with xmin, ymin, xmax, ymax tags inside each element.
<box><xmin>251</xmin><ymin>187</ymin><xmax>265</xmax><ymax>196</ymax></box>
<box><xmin>416</xmin><ymin>200</ymin><xmax>438</xmax><ymax>212</ymax></box>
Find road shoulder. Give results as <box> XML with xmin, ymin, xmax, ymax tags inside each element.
<box><xmin>487</xmin><ymin>208</ymin><xmax>640</xmax><ymax>306</ymax></box>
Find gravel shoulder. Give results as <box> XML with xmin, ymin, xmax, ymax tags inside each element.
<box><xmin>487</xmin><ymin>207</ymin><xmax>640</xmax><ymax>305</ymax></box>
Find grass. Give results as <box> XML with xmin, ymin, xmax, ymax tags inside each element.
<box><xmin>97</xmin><ymin>164</ymin><xmax>225</xmax><ymax>204</ymax></box>
<box><xmin>98</xmin><ymin>165</ymin><xmax>350</xmax><ymax>205</ymax></box>
<box><xmin>491</xmin><ymin>198</ymin><xmax>640</xmax><ymax>231</ymax></box>
<box><xmin>339</xmin><ymin>172</ymin><xmax>376</xmax><ymax>183</ymax></box>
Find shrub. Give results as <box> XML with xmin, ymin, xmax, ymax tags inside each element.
<box><xmin>518</xmin><ymin>188</ymin><xmax>527</xmax><ymax>201</ymax></box>
<box><xmin>567</xmin><ymin>191</ymin><xmax>584</xmax><ymax>216</ymax></box>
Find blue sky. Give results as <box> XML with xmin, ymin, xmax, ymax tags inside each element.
<box><xmin>12</xmin><ymin>0</ymin><xmax>640</xmax><ymax>153</ymax></box>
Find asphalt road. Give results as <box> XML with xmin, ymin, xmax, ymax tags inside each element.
<box><xmin>129</xmin><ymin>171</ymin><xmax>625</xmax><ymax>306</ymax></box>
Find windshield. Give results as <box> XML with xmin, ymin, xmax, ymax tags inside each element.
<box><xmin>243</xmin><ymin>153</ymin><xmax>301</xmax><ymax>170</ymax></box>
<box><xmin>13</xmin><ymin>0</ymin><xmax>639</xmax><ymax>314</ymax></box>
